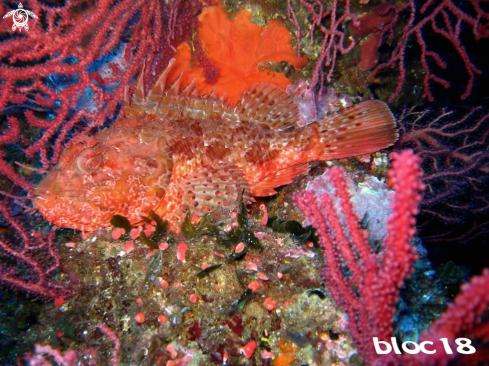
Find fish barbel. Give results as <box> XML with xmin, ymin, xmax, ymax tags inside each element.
<box><xmin>33</xmin><ymin>59</ymin><xmax>398</xmax><ymax>233</ymax></box>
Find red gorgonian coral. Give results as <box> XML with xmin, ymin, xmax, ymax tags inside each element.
<box><xmin>0</xmin><ymin>0</ymin><xmax>201</xmax><ymax>297</ymax></box>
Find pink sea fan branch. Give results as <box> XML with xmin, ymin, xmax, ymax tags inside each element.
<box><xmin>294</xmin><ymin>150</ymin><xmax>489</xmax><ymax>365</ymax></box>
<box><xmin>286</xmin><ymin>0</ymin><xmax>358</xmax><ymax>92</ymax></box>
<box><xmin>377</xmin><ymin>0</ymin><xmax>489</xmax><ymax>102</ymax></box>
<box><xmin>0</xmin><ymin>205</ymin><xmax>70</xmax><ymax>298</ymax></box>
<box><xmin>294</xmin><ymin>150</ymin><xmax>424</xmax><ymax>363</ymax></box>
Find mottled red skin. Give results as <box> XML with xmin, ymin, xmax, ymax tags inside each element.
<box><xmin>33</xmin><ymin>72</ymin><xmax>397</xmax><ymax>233</ymax></box>
<box><xmin>34</xmin><ymin>116</ymin><xmax>173</xmax><ymax>232</ymax></box>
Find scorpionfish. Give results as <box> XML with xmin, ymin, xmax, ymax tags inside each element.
<box><xmin>33</xmin><ymin>59</ymin><xmax>398</xmax><ymax>233</ymax></box>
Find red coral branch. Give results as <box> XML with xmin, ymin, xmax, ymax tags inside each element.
<box><xmin>294</xmin><ymin>150</ymin><xmax>424</xmax><ymax>363</ymax></box>
<box><xmin>0</xmin><ymin>0</ymin><xmax>163</xmax><ymax>171</ymax></box>
<box><xmin>396</xmin><ymin>106</ymin><xmax>489</xmax><ymax>246</ymax></box>
<box><xmin>405</xmin><ymin>269</ymin><xmax>489</xmax><ymax>366</ymax></box>
<box><xmin>0</xmin><ymin>205</ymin><xmax>70</xmax><ymax>298</ymax></box>
<box><xmin>294</xmin><ymin>150</ymin><xmax>489</xmax><ymax>365</ymax></box>
<box><xmin>0</xmin><ymin>0</ymin><xmax>201</xmax><ymax>298</ymax></box>
<box><xmin>377</xmin><ymin>0</ymin><xmax>489</xmax><ymax>102</ymax></box>
<box><xmin>286</xmin><ymin>0</ymin><xmax>358</xmax><ymax>92</ymax></box>
<box><xmin>0</xmin><ymin>0</ymin><xmax>163</xmax><ymax>298</ymax></box>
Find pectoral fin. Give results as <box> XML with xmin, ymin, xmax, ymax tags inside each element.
<box><xmin>252</xmin><ymin>162</ymin><xmax>310</xmax><ymax>196</ymax></box>
<box><xmin>154</xmin><ymin>163</ymin><xmax>253</xmax><ymax>232</ymax></box>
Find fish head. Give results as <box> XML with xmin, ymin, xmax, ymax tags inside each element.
<box><xmin>33</xmin><ymin>126</ymin><xmax>173</xmax><ymax>232</ymax></box>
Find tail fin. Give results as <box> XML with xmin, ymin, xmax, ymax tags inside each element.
<box><xmin>316</xmin><ymin>100</ymin><xmax>398</xmax><ymax>160</ymax></box>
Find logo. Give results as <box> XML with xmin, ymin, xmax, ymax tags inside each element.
<box><xmin>3</xmin><ymin>3</ymin><xmax>38</xmax><ymax>32</ymax></box>
<box><xmin>373</xmin><ymin>337</ymin><xmax>476</xmax><ymax>355</ymax></box>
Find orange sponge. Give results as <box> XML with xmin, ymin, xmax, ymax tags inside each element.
<box><xmin>167</xmin><ymin>3</ymin><xmax>307</xmax><ymax>105</ymax></box>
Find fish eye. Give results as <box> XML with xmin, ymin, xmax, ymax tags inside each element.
<box><xmin>76</xmin><ymin>150</ymin><xmax>102</xmax><ymax>172</ymax></box>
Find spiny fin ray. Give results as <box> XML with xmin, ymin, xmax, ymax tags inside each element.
<box><xmin>149</xmin><ymin>58</ymin><xmax>176</xmax><ymax>99</ymax></box>
<box><xmin>236</xmin><ymin>83</ymin><xmax>299</xmax><ymax>130</ymax></box>
<box><xmin>127</xmin><ymin>60</ymin><xmax>301</xmax><ymax>131</ymax></box>
<box><xmin>133</xmin><ymin>63</ymin><xmax>146</xmax><ymax>106</ymax></box>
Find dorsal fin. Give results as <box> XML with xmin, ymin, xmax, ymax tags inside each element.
<box><xmin>181</xmin><ymin>78</ymin><xmax>198</xmax><ymax>97</ymax></box>
<box><xmin>218</xmin><ymin>93</ymin><xmax>227</xmax><ymax>103</ymax></box>
<box><xmin>235</xmin><ymin>83</ymin><xmax>299</xmax><ymax>130</ymax></box>
<box><xmin>167</xmin><ymin>70</ymin><xmax>184</xmax><ymax>96</ymax></box>
<box><xmin>133</xmin><ymin>63</ymin><xmax>146</xmax><ymax>106</ymax></box>
<box><xmin>126</xmin><ymin>58</ymin><xmax>237</xmax><ymax>120</ymax></box>
<box><xmin>201</xmin><ymin>89</ymin><xmax>219</xmax><ymax>100</ymax></box>
<box><xmin>149</xmin><ymin>58</ymin><xmax>176</xmax><ymax>99</ymax></box>
<box><xmin>126</xmin><ymin>60</ymin><xmax>300</xmax><ymax>130</ymax></box>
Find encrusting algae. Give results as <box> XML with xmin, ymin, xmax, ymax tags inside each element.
<box><xmin>33</xmin><ymin>55</ymin><xmax>398</xmax><ymax>233</ymax></box>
